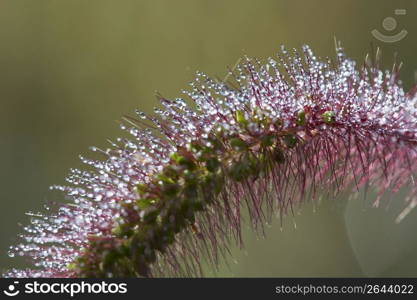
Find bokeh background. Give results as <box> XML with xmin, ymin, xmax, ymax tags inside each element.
<box><xmin>1</xmin><ymin>0</ymin><xmax>417</xmax><ymax>277</ymax></box>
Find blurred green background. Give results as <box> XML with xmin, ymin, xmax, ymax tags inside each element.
<box><xmin>1</xmin><ymin>0</ymin><xmax>417</xmax><ymax>277</ymax></box>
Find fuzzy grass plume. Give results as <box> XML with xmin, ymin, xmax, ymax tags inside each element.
<box><xmin>4</xmin><ymin>43</ymin><xmax>417</xmax><ymax>278</ymax></box>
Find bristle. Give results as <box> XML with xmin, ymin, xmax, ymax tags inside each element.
<box><xmin>5</xmin><ymin>44</ymin><xmax>417</xmax><ymax>278</ymax></box>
